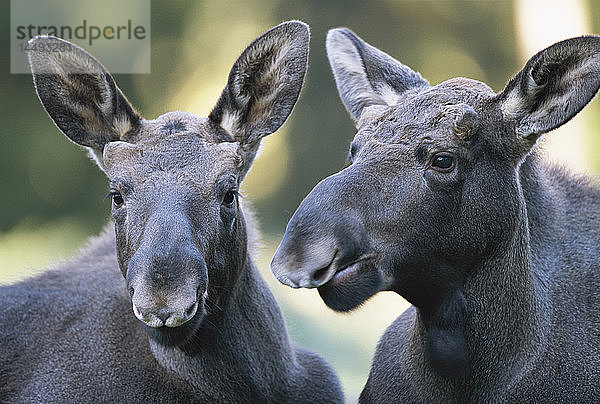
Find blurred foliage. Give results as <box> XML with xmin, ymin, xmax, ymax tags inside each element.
<box><xmin>1</xmin><ymin>0</ymin><xmax>599</xmax><ymax>400</ymax></box>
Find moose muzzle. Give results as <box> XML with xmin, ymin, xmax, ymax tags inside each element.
<box><xmin>126</xmin><ymin>215</ymin><xmax>208</xmax><ymax>329</ymax></box>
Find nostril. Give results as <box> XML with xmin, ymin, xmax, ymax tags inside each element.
<box><xmin>308</xmin><ymin>249</ymin><xmax>338</xmax><ymax>287</ymax></box>
<box><xmin>185</xmin><ymin>302</ymin><xmax>198</xmax><ymax>318</ymax></box>
<box><xmin>128</xmin><ymin>286</ymin><xmax>135</xmax><ymax>298</ymax></box>
<box><xmin>132</xmin><ymin>304</ymin><xmax>164</xmax><ymax>328</ymax></box>
<box><xmin>312</xmin><ymin>266</ymin><xmax>329</xmax><ymax>283</ymax></box>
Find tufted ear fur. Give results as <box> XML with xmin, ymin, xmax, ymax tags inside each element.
<box><xmin>498</xmin><ymin>35</ymin><xmax>600</xmax><ymax>139</ymax></box>
<box><xmin>209</xmin><ymin>21</ymin><xmax>309</xmax><ymax>172</ymax></box>
<box><xmin>28</xmin><ymin>35</ymin><xmax>140</xmax><ymax>171</ymax></box>
<box><xmin>326</xmin><ymin>28</ymin><xmax>430</xmax><ymax>124</ymax></box>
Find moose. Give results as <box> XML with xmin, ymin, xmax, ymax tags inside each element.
<box><xmin>271</xmin><ymin>28</ymin><xmax>600</xmax><ymax>402</ymax></box>
<box><xmin>0</xmin><ymin>22</ymin><xmax>344</xmax><ymax>403</ymax></box>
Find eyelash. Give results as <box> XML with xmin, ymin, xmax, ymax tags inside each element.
<box><xmin>107</xmin><ymin>189</ymin><xmax>125</xmax><ymax>208</ymax></box>
<box><xmin>222</xmin><ymin>190</ymin><xmax>239</xmax><ymax>206</ymax></box>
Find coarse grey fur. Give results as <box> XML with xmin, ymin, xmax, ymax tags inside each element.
<box><xmin>1</xmin><ymin>22</ymin><xmax>343</xmax><ymax>403</ymax></box>
<box><xmin>271</xmin><ymin>28</ymin><xmax>600</xmax><ymax>402</ymax></box>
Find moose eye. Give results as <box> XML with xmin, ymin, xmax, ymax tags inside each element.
<box><xmin>222</xmin><ymin>191</ymin><xmax>236</xmax><ymax>207</ymax></box>
<box><xmin>111</xmin><ymin>191</ymin><xmax>124</xmax><ymax>208</ymax></box>
<box><xmin>429</xmin><ymin>153</ymin><xmax>455</xmax><ymax>173</ymax></box>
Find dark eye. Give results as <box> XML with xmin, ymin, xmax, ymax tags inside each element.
<box><xmin>222</xmin><ymin>191</ymin><xmax>236</xmax><ymax>207</ymax></box>
<box><xmin>429</xmin><ymin>153</ymin><xmax>455</xmax><ymax>173</ymax></box>
<box><xmin>111</xmin><ymin>191</ymin><xmax>124</xmax><ymax>208</ymax></box>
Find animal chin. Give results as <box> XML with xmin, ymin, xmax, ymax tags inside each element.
<box><xmin>317</xmin><ymin>261</ymin><xmax>383</xmax><ymax>312</ymax></box>
<box><xmin>144</xmin><ymin>303</ymin><xmax>207</xmax><ymax>347</ymax></box>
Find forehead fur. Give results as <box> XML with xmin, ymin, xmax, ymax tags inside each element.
<box><xmin>123</xmin><ymin>111</ymin><xmax>233</xmax><ymax>144</ymax></box>
<box><xmin>103</xmin><ymin>111</ymin><xmax>240</xmax><ymax>182</ymax></box>
<box><xmin>358</xmin><ymin>78</ymin><xmax>494</xmax><ymax>143</ymax></box>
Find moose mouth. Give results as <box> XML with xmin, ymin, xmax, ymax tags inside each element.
<box><xmin>328</xmin><ymin>261</ymin><xmax>363</xmax><ymax>286</ymax></box>
<box><xmin>311</xmin><ymin>251</ymin><xmax>373</xmax><ymax>287</ymax></box>
<box><xmin>144</xmin><ymin>303</ymin><xmax>206</xmax><ymax>347</ymax></box>
<box><xmin>317</xmin><ymin>255</ymin><xmax>383</xmax><ymax>312</ymax></box>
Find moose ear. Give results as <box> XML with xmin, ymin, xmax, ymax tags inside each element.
<box><xmin>326</xmin><ymin>28</ymin><xmax>430</xmax><ymax>124</ymax></box>
<box><xmin>209</xmin><ymin>21</ymin><xmax>309</xmax><ymax>152</ymax></box>
<box><xmin>498</xmin><ymin>35</ymin><xmax>600</xmax><ymax>138</ymax></box>
<box><xmin>28</xmin><ymin>36</ymin><xmax>140</xmax><ymax>169</ymax></box>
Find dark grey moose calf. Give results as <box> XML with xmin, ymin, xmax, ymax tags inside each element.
<box><xmin>272</xmin><ymin>29</ymin><xmax>600</xmax><ymax>402</ymax></box>
<box><xmin>0</xmin><ymin>22</ymin><xmax>343</xmax><ymax>403</ymax></box>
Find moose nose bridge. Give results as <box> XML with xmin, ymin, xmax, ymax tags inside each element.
<box><xmin>145</xmin><ymin>207</ymin><xmax>195</xmax><ymax>251</ymax></box>
<box><xmin>141</xmin><ymin>206</ymin><xmax>205</xmax><ymax>273</ymax></box>
<box><xmin>129</xmin><ymin>208</ymin><xmax>206</xmax><ymax>284</ymax></box>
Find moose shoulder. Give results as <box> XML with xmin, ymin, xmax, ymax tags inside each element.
<box><xmin>0</xmin><ymin>22</ymin><xmax>344</xmax><ymax>403</ymax></box>
<box><xmin>271</xmin><ymin>29</ymin><xmax>600</xmax><ymax>402</ymax></box>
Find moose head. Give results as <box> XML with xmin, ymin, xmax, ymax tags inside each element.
<box><xmin>271</xmin><ymin>29</ymin><xmax>600</xmax><ymax>317</ymax></box>
<box><xmin>29</xmin><ymin>21</ymin><xmax>309</xmax><ymax>347</ymax></box>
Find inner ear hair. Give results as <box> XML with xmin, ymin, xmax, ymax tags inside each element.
<box><xmin>326</xmin><ymin>27</ymin><xmax>430</xmax><ymax>123</ymax></box>
<box><xmin>209</xmin><ymin>21</ymin><xmax>310</xmax><ymax>147</ymax></box>
<box><xmin>499</xmin><ymin>35</ymin><xmax>600</xmax><ymax>138</ymax></box>
<box><xmin>28</xmin><ymin>36</ymin><xmax>140</xmax><ymax>155</ymax></box>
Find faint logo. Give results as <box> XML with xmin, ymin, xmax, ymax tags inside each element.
<box><xmin>11</xmin><ymin>0</ymin><xmax>151</xmax><ymax>74</ymax></box>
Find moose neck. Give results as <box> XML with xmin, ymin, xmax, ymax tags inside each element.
<box><xmin>412</xmin><ymin>155</ymin><xmax>549</xmax><ymax>396</ymax></box>
<box><xmin>461</xmin><ymin>222</ymin><xmax>545</xmax><ymax>391</ymax></box>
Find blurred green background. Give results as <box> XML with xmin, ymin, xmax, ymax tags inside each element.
<box><xmin>2</xmin><ymin>0</ymin><xmax>600</xmax><ymax>400</ymax></box>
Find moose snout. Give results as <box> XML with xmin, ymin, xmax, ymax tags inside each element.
<box><xmin>271</xmin><ymin>173</ymin><xmax>372</xmax><ymax>289</ymax></box>
<box><xmin>131</xmin><ymin>292</ymin><xmax>201</xmax><ymax>328</ymax></box>
<box><xmin>127</xmin><ymin>243</ymin><xmax>208</xmax><ymax>329</ymax></box>
<box><xmin>271</xmin><ymin>234</ymin><xmax>339</xmax><ymax>288</ymax></box>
